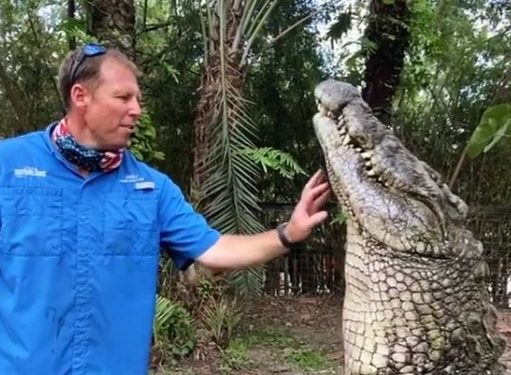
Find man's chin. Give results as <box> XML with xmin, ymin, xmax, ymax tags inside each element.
<box><xmin>97</xmin><ymin>140</ymin><xmax>129</xmax><ymax>152</ymax></box>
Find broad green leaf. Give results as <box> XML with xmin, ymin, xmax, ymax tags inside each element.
<box><xmin>466</xmin><ymin>104</ymin><xmax>511</xmax><ymax>158</ymax></box>
<box><xmin>483</xmin><ymin>120</ymin><xmax>509</xmax><ymax>153</ymax></box>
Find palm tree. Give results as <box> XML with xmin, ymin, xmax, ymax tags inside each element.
<box><xmin>191</xmin><ymin>0</ymin><xmax>280</xmax><ymax>295</ymax></box>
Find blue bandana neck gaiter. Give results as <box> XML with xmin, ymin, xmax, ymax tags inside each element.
<box><xmin>52</xmin><ymin>118</ymin><xmax>123</xmax><ymax>172</ymax></box>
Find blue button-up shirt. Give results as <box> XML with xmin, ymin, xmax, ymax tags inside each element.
<box><xmin>0</xmin><ymin>124</ymin><xmax>220</xmax><ymax>374</ymax></box>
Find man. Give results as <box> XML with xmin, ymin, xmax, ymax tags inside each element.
<box><xmin>0</xmin><ymin>43</ymin><xmax>331</xmax><ymax>374</ymax></box>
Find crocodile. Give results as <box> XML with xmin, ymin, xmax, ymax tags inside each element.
<box><xmin>312</xmin><ymin>80</ymin><xmax>506</xmax><ymax>375</ymax></box>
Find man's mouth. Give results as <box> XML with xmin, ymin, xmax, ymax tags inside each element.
<box><xmin>120</xmin><ymin>124</ymin><xmax>135</xmax><ymax>132</ymax></box>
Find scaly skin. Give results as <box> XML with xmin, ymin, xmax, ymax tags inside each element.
<box><xmin>313</xmin><ymin>80</ymin><xmax>506</xmax><ymax>375</ymax></box>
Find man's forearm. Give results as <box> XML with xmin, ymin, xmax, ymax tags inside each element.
<box><xmin>196</xmin><ymin>170</ymin><xmax>330</xmax><ymax>271</ymax></box>
<box><xmin>197</xmin><ymin>230</ymin><xmax>289</xmax><ymax>270</ymax></box>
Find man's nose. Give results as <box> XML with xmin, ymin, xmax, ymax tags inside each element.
<box><xmin>129</xmin><ymin>97</ymin><xmax>142</xmax><ymax>118</ymax></box>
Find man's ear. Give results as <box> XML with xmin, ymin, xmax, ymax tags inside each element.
<box><xmin>69</xmin><ymin>83</ymin><xmax>90</xmax><ymax>110</ymax></box>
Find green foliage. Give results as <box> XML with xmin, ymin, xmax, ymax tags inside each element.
<box><xmin>325</xmin><ymin>11</ymin><xmax>352</xmax><ymax>43</ymax></box>
<box><xmin>152</xmin><ymin>274</ymin><xmax>249</xmax><ymax>369</ymax></box>
<box><xmin>330</xmin><ymin>208</ymin><xmax>346</xmax><ymax>226</ymax></box>
<box><xmin>58</xmin><ymin>18</ymin><xmax>93</xmax><ymax>45</ymax></box>
<box><xmin>227</xmin><ymin>267</ymin><xmax>266</xmax><ymax>298</ymax></box>
<box><xmin>247</xmin><ymin>0</ymin><xmax>326</xmax><ymax>203</ymax></box>
<box><xmin>201</xmin><ymin>297</ymin><xmax>243</xmax><ymax>347</ymax></box>
<box><xmin>466</xmin><ymin>103</ymin><xmax>511</xmax><ymax>158</ymax></box>
<box><xmin>153</xmin><ymin>295</ymin><xmax>196</xmax><ymax>364</ymax></box>
<box><xmin>217</xmin><ymin>326</ymin><xmax>335</xmax><ymax>373</ymax></box>
<box><xmin>217</xmin><ymin>328</ymin><xmax>292</xmax><ymax>373</ymax></box>
<box><xmin>219</xmin><ymin>340</ymin><xmax>251</xmax><ymax>373</ymax></box>
<box><xmin>196</xmin><ymin>0</ymin><xmax>301</xmax><ymax>298</ymax></box>
<box><xmin>286</xmin><ymin>347</ymin><xmax>332</xmax><ymax>371</ymax></box>
<box><xmin>195</xmin><ymin>277</ymin><xmax>217</xmax><ymax>300</ymax></box>
<box><xmin>342</xmin><ymin>35</ymin><xmax>377</xmax><ymax>83</ymax></box>
<box><xmin>196</xmin><ymin>279</ymin><xmax>245</xmax><ymax>341</ymax></box>
<box><xmin>135</xmin><ymin>0</ymin><xmax>203</xmax><ymax>188</ymax></box>
<box><xmin>130</xmin><ymin>111</ymin><xmax>166</xmax><ymax>162</ymax></box>
<box><xmin>0</xmin><ymin>1</ymin><xmax>68</xmax><ymax>134</ymax></box>
<box><xmin>394</xmin><ymin>0</ymin><xmax>511</xmax><ymax>203</ymax></box>
<box><xmin>240</xmin><ymin>146</ymin><xmax>305</xmax><ymax>178</ymax></box>
<box><xmin>238</xmin><ymin>326</ymin><xmax>295</xmax><ymax>348</ymax></box>
<box><xmin>200</xmin><ymin>91</ymin><xmax>263</xmax><ymax>235</ymax></box>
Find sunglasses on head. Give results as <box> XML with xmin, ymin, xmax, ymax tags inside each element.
<box><xmin>68</xmin><ymin>42</ymin><xmax>107</xmax><ymax>86</ymax></box>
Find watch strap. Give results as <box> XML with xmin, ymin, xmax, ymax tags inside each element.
<box><xmin>276</xmin><ymin>222</ymin><xmax>295</xmax><ymax>248</ymax></box>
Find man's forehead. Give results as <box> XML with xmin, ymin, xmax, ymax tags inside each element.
<box><xmin>98</xmin><ymin>59</ymin><xmax>140</xmax><ymax>90</ymax></box>
<box><xmin>99</xmin><ymin>57</ymin><xmax>138</xmax><ymax>80</ymax></box>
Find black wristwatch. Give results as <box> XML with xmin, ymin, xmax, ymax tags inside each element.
<box><xmin>276</xmin><ymin>222</ymin><xmax>296</xmax><ymax>248</ymax></box>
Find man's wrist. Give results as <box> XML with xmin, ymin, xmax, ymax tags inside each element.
<box><xmin>276</xmin><ymin>222</ymin><xmax>298</xmax><ymax>248</ymax></box>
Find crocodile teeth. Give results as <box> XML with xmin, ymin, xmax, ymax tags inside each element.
<box><xmin>361</xmin><ymin>151</ymin><xmax>373</xmax><ymax>159</ymax></box>
<box><xmin>365</xmin><ymin>161</ymin><xmax>372</xmax><ymax>167</ymax></box>
<box><xmin>342</xmin><ymin>134</ymin><xmax>351</xmax><ymax>146</ymax></box>
<box><xmin>367</xmin><ymin>169</ymin><xmax>376</xmax><ymax>177</ymax></box>
<box><xmin>355</xmin><ymin>147</ymin><xmax>362</xmax><ymax>152</ymax></box>
<box><xmin>339</xmin><ymin>126</ymin><xmax>347</xmax><ymax>135</ymax></box>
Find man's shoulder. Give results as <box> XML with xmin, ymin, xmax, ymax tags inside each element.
<box><xmin>0</xmin><ymin>130</ymin><xmax>46</xmax><ymax>153</ymax></box>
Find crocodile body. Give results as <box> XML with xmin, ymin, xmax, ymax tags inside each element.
<box><xmin>313</xmin><ymin>80</ymin><xmax>506</xmax><ymax>375</ymax></box>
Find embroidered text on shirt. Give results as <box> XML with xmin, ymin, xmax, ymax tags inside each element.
<box><xmin>119</xmin><ymin>174</ymin><xmax>144</xmax><ymax>183</ymax></box>
<box><xmin>14</xmin><ymin>167</ymin><xmax>48</xmax><ymax>178</ymax></box>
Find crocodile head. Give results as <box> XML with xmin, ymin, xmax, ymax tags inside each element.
<box><xmin>313</xmin><ymin>80</ymin><xmax>468</xmax><ymax>257</ymax></box>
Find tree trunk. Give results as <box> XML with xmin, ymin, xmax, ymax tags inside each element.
<box><xmin>361</xmin><ymin>0</ymin><xmax>410</xmax><ymax>124</ymax></box>
<box><xmin>68</xmin><ymin>0</ymin><xmax>77</xmax><ymax>50</ymax></box>
<box><xmin>87</xmin><ymin>0</ymin><xmax>136</xmax><ymax>60</ymax></box>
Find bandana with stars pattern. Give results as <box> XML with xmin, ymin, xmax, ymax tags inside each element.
<box><xmin>52</xmin><ymin>118</ymin><xmax>123</xmax><ymax>172</ymax></box>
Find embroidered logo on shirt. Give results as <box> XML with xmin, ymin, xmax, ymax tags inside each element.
<box><xmin>120</xmin><ymin>174</ymin><xmax>155</xmax><ymax>190</ymax></box>
<box><xmin>119</xmin><ymin>174</ymin><xmax>144</xmax><ymax>183</ymax></box>
<box><xmin>14</xmin><ymin>166</ymin><xmax>47</xmax><ymax>178</ymax></box>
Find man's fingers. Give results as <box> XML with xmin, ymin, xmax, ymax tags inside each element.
<box><xmin>300</xmin><ymin>183</ymin><xmax>330</xmax><ymax>211</ymax></box>
<box><xmin>303</xmin><ymin>169</ymin><xmax>326</xmax><ymax>191</ymax></box>
<box><xmin>305</xmin><ymin>181</ymin><xmax>330</xmax><ymax>202</ymax></box>
<box><xmin>312</xmin><ymin>187</ymin><xmax>331</xmax><ymax>213</ymax></box>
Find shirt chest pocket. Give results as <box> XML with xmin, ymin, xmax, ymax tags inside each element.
<box><xmin>103</xmin><ymin>194</ymin><xmax>159</xmax><ymax>255</ymax></box>
<box><xmin>0</xmin><ymin>187</ymin><xmax>63</xmax><ymax>256</ymax></box>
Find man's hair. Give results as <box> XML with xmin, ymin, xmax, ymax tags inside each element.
<box><xmin>58</xmin><ymin>47</ymin><xmax>140</xmax><ymax>110</ymax></box>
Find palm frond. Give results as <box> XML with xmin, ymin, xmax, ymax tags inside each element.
<box><xmin>228</xmin><ymin>266</ymin><xmax>265</xmax><ymax>296</ymax></box>
<box><xmin>194</xmin><ymin>0</ymin><xmax>288</xmax><ymax>295</ymax></box>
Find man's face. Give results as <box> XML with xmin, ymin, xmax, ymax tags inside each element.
<box><xmin>80</xmin><ymin>58</ymin><xmax>142</xmax><ymax>151</ymax></box>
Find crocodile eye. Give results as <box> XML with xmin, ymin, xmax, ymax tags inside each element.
<box><xmin>336</xmin><ymin>101</ymin><xmax>348</xmax><ymax>112</ymax></box>
<box><xmin>351</xmin><ymin>131</ymin><xmax>371</xmax><ymax>148</ymax></box>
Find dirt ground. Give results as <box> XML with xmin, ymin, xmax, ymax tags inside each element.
<box><xmin>162</xmin><ymin>295</ymin><xmax>344</xmax><ymax>375</ymax></box>
<box><xmin>165</xmin><ymin>295</ymin><xmax>511</xmax><ymax>374</ymax></box>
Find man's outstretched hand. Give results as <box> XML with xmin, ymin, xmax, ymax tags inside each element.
<box><xmin>285</xmin><ymin>169</ymin><xmax>332</xmax><ymax>243</ymax></box>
